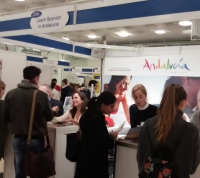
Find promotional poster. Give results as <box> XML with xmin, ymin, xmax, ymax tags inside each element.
<box><xmin>103</xmin><ymin>56</ymin><xmax>200</xmax><ymax>128</ymax></box>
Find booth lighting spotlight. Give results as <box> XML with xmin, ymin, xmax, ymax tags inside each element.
<box><xmin>63</xmin><ymin>37</ymin><xmax>69</xmax><ymax>40</ymax></box>
<box><xmin>115</xmin><ymin>31</ymin><xmax>132</xmax><ymax>37</ymax></box>
<box><xmin>15</xmin><ymin>0</ymin><xmax>25</xmax><ymax>1</ymax></box>
<box><xmin>179</xmin><ymin>21</ymin><xmax>192</xmax><ymax>26</ymax></box>
<box><xmin>88</xmin><ymin>35</ymin><xmax>97</xmax><ymax>39</ymax></box>
<box><xmin>155</xmin><ymin>30</ymin><xmax>166</xmax><ymax>34</ymax></box>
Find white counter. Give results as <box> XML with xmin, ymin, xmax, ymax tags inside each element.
<box><xmin>3</xmin><ymin>124</ymin><xmax>79</xmax><ymax>178</ymax></box>
<box><xmin>114</xmin><ymin>139</ymin><xmax>200</xmax><ymax>178</ymax></box>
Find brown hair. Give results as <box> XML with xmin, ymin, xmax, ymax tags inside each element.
<box><xmin>0</xmin><ymin>80</ymin><xmax>5</xmax><ymax>89</ymax></box>
<box><xmin>69</xmin><ymin>92</ymin><xmax>88</xmax><ymax>119</ymax></box>
<box><xmin>155</xmin><ymin>84</ymin><xmax>187</xmax><ymax>142</ymax></box>
<box><xmin>132</xmin><ymin>84</ymin><xmax>147</xmax><ymax>98</ymax></box>
<box><xmin>62</xmin><ymin>79</ymin><xmax>68</xmax><ymax>85</ymax></box>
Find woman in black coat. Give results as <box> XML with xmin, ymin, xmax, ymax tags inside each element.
<box><xmin>75</xmin><ymin>91</ymin><xmax>118</xmax><ymax>178</ymax></box>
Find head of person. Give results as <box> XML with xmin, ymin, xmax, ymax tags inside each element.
<box><xmin>156</xmin><ymin>84</ymin><xmax>187</xmax><ymax>142</ymax></box>
<box><xmin>89</xmin><ymin>80</ymin><xmax>98</xmax><ymax>91</ymax></box>
<box><xmin>107</xmin><ymin>75</ymin><xmax>131</xmax><ymax>96</ymax></box>
<box><xmin>23</xmin><ymin>66</ymin><xmax>41</xmax><ymax>84</ymax></box>
<box><xmin>62</xmin><ymin>79</ymin><xmax>68</xmax><ymax>88</ymax></box>
<box><xmin>50</xmin><ymin>81</ymin><xmax>56</xmax><ymax>90</ymax></box>
<box><xmin>39</xmin><ymin>84</ymin><xmax>52</xmax><ymax>99</ymax></box>
<box><xmin>70</xmin><ymin>92</ymin><xmax>88</xmax><ymax>118</ymax></box>
<box><xmin>0</xmin><ymin>80</ymin><xmax>6</xmax><ymax>99</ymax></box>
<box><xmin>87</xmin><ymin>91</ymin><xmax>116</xmax><ymax>115</ymax></box>
<box><xmin>52</xmin><ymin>78</ymin><xmax>57</xmax><ymax>84</ymax></box>
<box><xmin>132</xmin><ymin>84</ymin><xmax>147</xmax><ymax>108</ymax></box>
<box><xmin>165</xmin><ymin>76</ymin><xmax>200</xmax><ymax>109</ymax></box>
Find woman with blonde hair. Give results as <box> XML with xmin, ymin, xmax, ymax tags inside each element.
<box><xmin>137</xmin><ymin>84</ymin><xmax>200</xmax><ymax>178</ymax></box>
<box><xmin>129</xmin><ymin>84</ymin><xmax>157</xmax><ymax>128</ymax></box>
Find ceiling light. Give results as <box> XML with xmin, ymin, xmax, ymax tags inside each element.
<box><xmin>1</xmin><ymin>42</ymin><xmax>13</xmax><ymax>45</ymax></box>
<box><xmin>62</xmin><ymin>37</ymin><xmax>69</xmax><ymax>40</ymax></box>
<box><xmin>15</xmin><ymin>0</ymin><xmax>25</xmax><ymax>2</ymax></box>
<box><xmin>88</xmin><ymin>35</ymin><xmax>97</xmax><ymax>39</ymax></box>
<box><xmin>155</xmin><ymin>30</ymin><xmax>166</xmax><ymax>34</ymax></box>
<box><xmin>115</xmin><ymin>31</ymin><xmax>132</xmax><ymax>37</ymax></box>
<box><xmin>50</xmin><ymin>48</ymin><xmax>54</xmax><ymax>49</ymax></box>
<box><xmin>182</xmin><ymin>29</ymin><xmax>191</xmax><ymax>34</ymax></box>
<box><xmin>179</xmin><ymin>21</ymin><xmax>192</xmax><ymax>26</ymax></box>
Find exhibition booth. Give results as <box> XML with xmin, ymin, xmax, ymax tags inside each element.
<box><xmin>1</xmin><ymin>0</ymin><xmax>200</xmax><ymax>178</ymax></box>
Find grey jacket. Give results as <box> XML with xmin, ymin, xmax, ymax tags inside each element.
<box><xmin>137</xmin><ymin>111</ymin><xmax>200</xmax><ymax>178</ymax></box>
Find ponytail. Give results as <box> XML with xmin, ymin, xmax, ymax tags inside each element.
<box><xmin>156</xmin><ymin>84</ymin><xmax>186</xmax><ymax>142</ymax></box>
<box><xmin>86</xmin><ymin>97</ymin><xmax>98</xmax><ymax>111</ymax></box>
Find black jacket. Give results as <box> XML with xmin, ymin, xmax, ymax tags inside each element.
<box><xmin>137</xmin><ymin>111</ymin><xmax>200</xmax><ymax>178</ymax></box>
<box><xmin>0</xmin><ymin>80</ymin><xmax>53</xmax><ymax>158</ymax></box>
<box><xmin>75</xmin><ymin>108</ymin><xmax>115</xmax><ymax>178</ymax></box>
<box><xmin>60</xmin><ymin>86</ymin><xmax>72</xmax><ymax>102</ymax></box>
<box><xmin>50</xmin><ymin>98</ymin><xmax>63</xmax><ymax>117</ymax></box>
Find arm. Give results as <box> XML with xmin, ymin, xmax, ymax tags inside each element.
<box><xmin>137</xmin><ymin>120</ymin><xmax>153</xmax><ymax>174</ymax></box>
<box><xmin>122</xmin><ymin>95</ymin><xmax>130</xmax><ymax>124</ymax></box>
<box><xmin>190</xmin><ymin>127</ymin><xmax>200</xmax><ymax>174</ymax></box>
<box><xmin>57</xmin><ymin>102</ymin><xmax>64</xmax><ymax>117</ymax></box>
<box><xmin>54</xmin><ymin>110</ymin><xmax>71</xmax><ymax>123</ymax></box>
<box><xmin>129</xmin><ymin>106</ymin><xmax>137</xmax><ymax>128</ymax></box>
<box><xmin>0</xmin><ymin>96</ymin><xmax>10</xmax><ymax>159</ymax></box>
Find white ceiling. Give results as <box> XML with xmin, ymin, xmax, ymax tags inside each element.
<box><xmin>49</xmin><ymin>22</ymin><xmax>192</xmax><ymax>45</ymax></box>
<box><xmin>0</xmin><ymin>0</ymin><xmax>94</xmax><ymax>14</ymax></box>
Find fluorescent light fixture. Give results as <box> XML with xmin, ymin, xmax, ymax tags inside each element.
<box><xmin>59</xmin><ymin>59</ymin><xmax>65</xmax><ymax>61</ymax></box>
<box><xmin>15</xmin><ymin>0</ymin><xmax>25</xmax><ymax>1</ymax></box>
<box><xmin>88</xmin><ymin>35</ymin><xmax>97</xmax><ymax>39</ymax></box>
<box><xmin>155</xmin><ymin>30</ymin><xmax>166</xmax><ymax>34</ymax></box>
<box><xmin>50</xmin><ymin>48</ymin><xmax>54</xmax><ymax>49</ymax></box>
<box><xmin>1</xmin><ymin>42</ymin><xmax>13</xmax><ymax>45</ymax></box>
<box><xmin>115</xmin><ymin>31</ymin><xmax>132</xmax><ymax>37</ymax></box>
<box><xmin>182</xmin><ymin>29</ymin><xmax>191</xmax><ymax>34</ymax></box>
<box><xmin>62</xmin><ymin>37</ymin><xmax>69</xmax><ymax>40</ymax></box>
<box><xmin>179</xmin><ymin>21</ymin><xmax>192</xmax><ymax>26</ymax></box>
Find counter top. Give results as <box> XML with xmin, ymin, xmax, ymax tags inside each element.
<box><xmin>47</xmin><ymin>124</ymin><xmax>79</xmax><ymax>134</ymax></box>
<box><xmin>116</xmin><ymin>139</ymin><xmax>138</xmax><ymax>149</ymax></box>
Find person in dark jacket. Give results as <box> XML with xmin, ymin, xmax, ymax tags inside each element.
<box><xmin>75</xmin><ymin>91</ymin><xmax>118</xmax><ymax>178</ymax></box>
<box><xmin>0</xmin><ymin>80</ymin><xmax>6</xmax><ymax>168</ymax></box>
<box><xmin>60</xmin><ymin>78</ymin><xmax>72</xmax><ymax>102</ymax></box>
<box><xmin>0</xmin><ymin>66</ymin><xmax>54</xmax><ymax>178</ymax></box>
<box><xmin>137</xmin><ymin>84</ymin><xmax>200</xmax><ymax>178</ymax></box>
<box><xmin>81</xmin><ymin>80</ymin><xmax>98</xmax><ymax>100</ymax></box>
<box><xmin>39</xmin><ymin>84</ymin><xmax>63</xmax><ymax>117</ymax></box>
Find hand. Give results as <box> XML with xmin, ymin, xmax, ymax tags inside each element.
<box><xmin>52</xmin><ymin>106</ymin><xmax>59</xmax><ymax>113</ymax></box>
<box><xmin>109</xmin><ymin>131</ymin><xmax>118</xmax><ymax>139</ymax></box>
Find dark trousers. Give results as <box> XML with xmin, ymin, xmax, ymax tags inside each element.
<box><xmin>13</xmin><ymin>138</ymin><xmax>44</xmax><ymax>178</ymax></box>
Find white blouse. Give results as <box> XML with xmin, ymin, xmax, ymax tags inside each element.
<box><xmin>54</xmin><ymin>110</ymin><xmax>82</xmax><ymax>123</ymax></box>
<box><xmin>51</xmin><ymin>88</ymin><xmax>60</xmax><ymax>100</ymax></box>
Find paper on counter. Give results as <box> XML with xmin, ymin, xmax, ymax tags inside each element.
<box><xmin>107</xmin><ymin>121</ymin><xmax>126</xmax><ymax>132</ymax></box>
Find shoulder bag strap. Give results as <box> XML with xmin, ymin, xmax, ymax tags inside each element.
<box><xmin>27</xmin><ymin>90</ymin><xmax>38</xmax><ymax>146</ymax></box>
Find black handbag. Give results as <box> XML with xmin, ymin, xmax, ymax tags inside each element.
<box><xmin>24</xmin><ymin>90</ymin><xmax>56</xmax><ymax>178</ymax></box>
<box><xmin>66</xmin><ymin>131</ymin><xmax>81</xmax><ymax>162</ymax></box>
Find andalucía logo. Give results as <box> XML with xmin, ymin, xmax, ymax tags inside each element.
<box><xmin>143</xmin><ymin>58</ymin><xmax>190</xmax><ymax>71</ymax></box>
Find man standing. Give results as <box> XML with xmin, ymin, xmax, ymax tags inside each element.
<box><xmin>52</xmin><ymin>78</ymin><xmax>61</xmax><ymax>92</ymax></box>
<box><xmin>39</xmin><ymin>84</ymin><xmax>64</xmax><ymax>117</ymax></box>
<box><xmin>82</xmin><ymin>80</ymin><xmax>98</xmax><ymax>99</ymax></box>
<box><xmin>0</xmin><ymin>66</ymin><xmax>53</xmax><ymax>178</ymax></box>
<box><xmin>60</xmin><ymin>79</ymin><xmax>72</xmax><ymax>103</ymax></box>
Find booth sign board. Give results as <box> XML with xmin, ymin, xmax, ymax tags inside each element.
<box><xmin>43</xmin><ymin>57</ymin><xmax>58</xmax><ymax>66</ymax></box>
<box><xmin>30</xmin><ymin>9</ymin><xmax>69</xmax><ymax>33</ymax></box>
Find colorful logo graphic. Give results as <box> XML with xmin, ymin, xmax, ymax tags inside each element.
<box><xmin>143</xmin><ymin>58</ymin><xmax>190</xmax><ymax>71</ymax></box>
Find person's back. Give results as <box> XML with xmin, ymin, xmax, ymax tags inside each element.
<box><xmin>60</xmin><ymin>79</ymin><xmax>72</xmax><ymax>102</ymax></box>
<box><xmin>137</xmin><ymin>84</ymin><xmax>200</xmax><ymax>178</ymax></box>
<box><xmin>0</xmin><ymin>66</ymin><xmax>53</xmax><ymax>178</ymax></box>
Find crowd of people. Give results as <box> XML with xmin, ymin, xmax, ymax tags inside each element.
<box><xmin>0</xmin><ymin>66</ymin><xmax>199</xmax><ymax>178</ymax></box>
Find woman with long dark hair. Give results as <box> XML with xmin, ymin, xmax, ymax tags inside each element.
<box><xmin>104</xmin><ymin>75</ymin><xmax>131</xmax><ymax>123</ymax></box>
<box><xmin>52</xmin><ymin>92</ymin><xmax>88</xmax><ymax>125</ymax></box>
<box><xmin>75</xmin><ymin>91</ymin><xmax>118</xmax><ymax>178</ymax></box>
<box><xmin>137</xmin><ymin>85</ymin><xmax>200</xmax><ymax>178</ymax></box>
